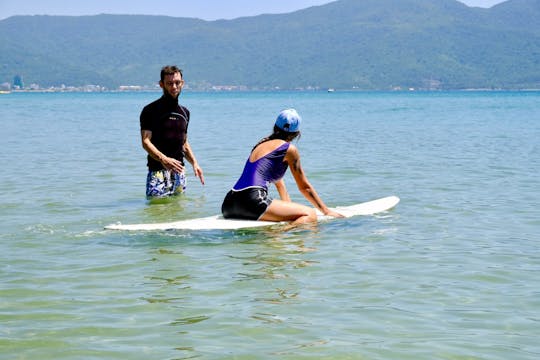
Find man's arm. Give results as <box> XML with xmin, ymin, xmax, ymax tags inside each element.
<box><xmin>183</xmin><ymin>139</ymin><xmax>205</xmax><ymax>185</ymax></box>
<box><xmin>141</xmin><ymin>129</ymin><xmax>185</xmax><ymax>174</ymax></box>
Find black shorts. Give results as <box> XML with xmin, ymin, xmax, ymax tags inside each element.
<box><xmin>221</xmin><ymin>187</ymin><xmax>273</xmax><ymax>220</ymax></box>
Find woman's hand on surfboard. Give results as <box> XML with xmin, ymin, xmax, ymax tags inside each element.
<box><xmin>326</xmin><ymin>209</ymin><xmax>345</xmax><ymax>218</ymax></box>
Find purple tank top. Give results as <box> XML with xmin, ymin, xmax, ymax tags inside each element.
<box><xmin>233</xmin><ymin>142</ymin><xmax>290</xmax><ymax>190</ymax></box>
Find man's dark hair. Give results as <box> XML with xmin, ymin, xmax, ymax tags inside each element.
<box><xmin>160</xmin><ymin>65</ymin><xmax>183</xmax><ymax>82</ymax></box>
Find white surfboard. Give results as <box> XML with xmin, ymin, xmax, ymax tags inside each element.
<box><xmin>105</xmin><ymin>196</ymin><xmax>399</xmax><ymax>231</ymax></box>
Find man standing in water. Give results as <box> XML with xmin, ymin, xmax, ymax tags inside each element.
<box><xmin>140</xmin><ymin>65</ymin><xmax>204</xmax><ymax>198</ymax></box>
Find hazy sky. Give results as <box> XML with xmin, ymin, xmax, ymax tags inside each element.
<box><xmin>0</xmin><ymin>0</ymin><xmax>508</xmax><ymax>20</ymax></box>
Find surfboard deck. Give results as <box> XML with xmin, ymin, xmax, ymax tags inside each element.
<box><xmin>105</xmin><ymin>196</ymin><xmax>399</xmax><ymax>231</ymax></box>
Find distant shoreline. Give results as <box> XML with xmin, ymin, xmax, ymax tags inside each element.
<box><xmin>3</xmin><ymin>88</ymin><xmax>540</xmax><ymax>94</ymax></box>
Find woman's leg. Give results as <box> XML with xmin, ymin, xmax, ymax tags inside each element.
<box><xmin>259</xmin><ymin>199</ymin><xmax>317</xmax><ymax>224</ymax></box>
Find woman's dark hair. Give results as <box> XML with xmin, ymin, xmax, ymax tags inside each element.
<box><xmin>252</xmin><ymin>125</ymin><xmax>301</xmax><ymax>151</ymax></box>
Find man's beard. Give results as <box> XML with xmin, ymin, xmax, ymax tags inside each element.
<box><xmin>163</xmin><ymin>88</ymin><xmax>181</xmax><ymax>99</ymax></box>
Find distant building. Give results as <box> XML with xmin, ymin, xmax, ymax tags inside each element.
<box><xmin>118</xmin><ymin>85</ymin><xmax>143</xmax><ymax>91</ymax></box>
<box><xmin>13</xmin><ymin>75</ymin><xmax>24</xmax><ymax>89</ymax></box>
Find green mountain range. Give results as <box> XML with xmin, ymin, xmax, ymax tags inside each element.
<box><xmin>1</xmin><ymin>0</ymin><xmax>539</xmax><ymax>90</ymax></box>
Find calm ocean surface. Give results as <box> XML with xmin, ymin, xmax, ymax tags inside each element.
<box><xmin>1</xmin><ymin>90</ymin><xmax>539</xmax><ymax>359</ymax></box>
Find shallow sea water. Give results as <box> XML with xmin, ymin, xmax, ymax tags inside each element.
<box><xmin>1</xmin><ymin>91</ymin><xmax>539</xmax><ymax>359</ymax></box>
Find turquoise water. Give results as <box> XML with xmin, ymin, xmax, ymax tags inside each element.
<box><xmin>1</xmin><ymin>91</ymin><xmax>539</xmax><ymax>359</ymax></box>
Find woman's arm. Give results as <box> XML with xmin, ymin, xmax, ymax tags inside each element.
<box><xmin>286</xmin><ymin>145</ymin><xmax>343</xmax><ymax>217</ymax></box>
<box><xmin>274</xmin><ymin>178</ymin><xmax>291</xmax><ymax>202</ymax></box>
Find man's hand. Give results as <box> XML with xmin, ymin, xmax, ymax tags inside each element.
<box><xmin>193</xmin><ymin>165</ymin><xmax>205</xmax><ymax>185</ymax></box>
<box><xmin>161</xmin><ymin>156</ymin><xmax>185</xmax><ymax>174</ymax></box>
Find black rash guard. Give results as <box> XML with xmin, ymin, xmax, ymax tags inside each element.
<box><xmin>140</xmin><ymin>94</ymin><xmax>190</xmax><ymax>171</ymax></box>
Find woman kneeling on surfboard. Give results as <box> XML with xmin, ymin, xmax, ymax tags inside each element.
<box><xmin>221</xmin><ymin>109</ymin><xmax>343</xmax><ymax>224</ymax></box>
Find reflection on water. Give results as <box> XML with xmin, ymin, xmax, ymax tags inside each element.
<box><xmin>135</xmin><ymin>225</ymin><xmax>330</xmax><ymax>358</ymax></box>
<box><xmin>142</xmin><ymin>194</ymin><xmax>208</xmax><ymax>222</ymax></box>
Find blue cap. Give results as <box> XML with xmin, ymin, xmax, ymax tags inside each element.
<box><xmin>275</xmin><ymin>109</ymin><xmax>301</xmax><ymax>132</ymax></box>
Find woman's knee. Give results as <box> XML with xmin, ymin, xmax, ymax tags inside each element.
<box><xmin>261</xmin><ymin>201</ymin><xmax>314</xmax><ymax>222</ymax></box>
<box><xmin>303</xmin><ymin>207</ymin><xmax>317</xmax><ymax>222</ymax></box>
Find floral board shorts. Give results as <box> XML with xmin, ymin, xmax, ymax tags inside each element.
<box><xmin>146</xmin><ymin>170</ymin><xmax>186</xmax><ymax>198</ymax></box>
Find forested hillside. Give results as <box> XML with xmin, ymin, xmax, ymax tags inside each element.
<box><xmin>1</xmin><ymin>0</ymin><xmax>539</xmax><ymax>90</ymax></box>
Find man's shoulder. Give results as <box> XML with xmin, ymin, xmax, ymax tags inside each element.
<box><xmin>178</xmin><ymin>104</ymin><xmax>190</xmax><ymax>118</ymax></box>
<box><xmin>142</xmin><ymin>96</ymin><xmax>164</xmax><ymax>111</ymax></box>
